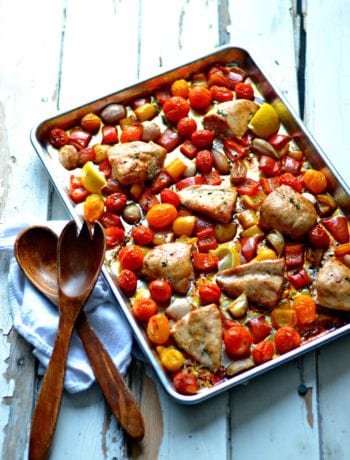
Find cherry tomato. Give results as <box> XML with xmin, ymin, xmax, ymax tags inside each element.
<box><xmin>173</xmin><ymin>372</ymin><xmax>200</xmax><ymax>395</ymax></box>
<box><xmin>131</xmin><ymin>225</ymin><xmax>154</xmax><ymax>246</ymax></box>
<box><xmin>104</xmin><ymin>227</ymin><xmax>125</xmax><ymax>247</ymax></box>
<box><xmin>78</xmin><ymin>147</ymin><xmax>96</xmax><ymax>166</ymax></box>
<box><xmin>102</xmin><ymin>125</ymin><xmax>118</xmax><ymax>144</ymax></box>
<box><xmin>235</xmin><ymin>82</ymin><xmax>254</xmax><ymax>100</ymax></box>
<box><xmin>171</xmin><ymin>79</ymin><xmax>190</xmax><ymax>98</ymax></box>
<box><xmin>195</xmin><ymin>150</ymin><xmax>214</xmax><ymax>174</ymax></box>
<box><xmin>188</xmin><ymin>86</ymin><xmax>212</xmax><ymax>110</ymax></box>
<box><xmin>105</xmin><ymin>192</ymin><xmax>127</xmax><ymax>212</ymax></box>
<box><xmin>224</xmin><ymin>325</ymin><xmax>253</xmax><ymax>358</ymax></box>
<box><xmin>149</xmin><ymin>279</ymin><xmax>173</xmax><ymax>303</ymax></box>
<box><xmin>308</xmin><ymin>225</ymin><xmax>330</xmax><ymax>249</ymax></box>
<box><xmin>252</xmin><ymin>341</ymin><xmax>274</xmax><ymax>365</ymax></box>
<box><xmin>274</xmin><ymin>326</ymin><xmax>301</xmax><ymax>355</ymax></box>
<box><xmin>246</xmin><ymin>316</ymin><xmax>272</xmax><ymax>344</ymax></box>
<box><xmin>198</xmin><ymin>282</ymin><xmax>221</xmax><ymax>304</ymax></box>
<box><xmin>147</xmin><ymin>314</ymin><xmax>170</xmax><ymax>344</ymax></box>
<box><xmin>209</xmin><ymin>85</ymin><xmax>233</xmax><ymax>102</ymax></box>
<box><xmin>160</xmin><ymin>188</ymin><xmax>181</xmax><ymax>208</ymax></box>
<box><xmin>80</xmin><ymin>112</ymin><xmax>101</xmax><ymax>132</ymax></box>
<box><xmin>132</xmin><ymin>298</ymin><xmax>158</xmax><ymax>321</ymax></box>
<box><xmin>163</xmin><ymin>96</ymin><xmax>190</xmax><ymax>123</ymax></box>
<box><xmin>207</xmin><ymin>65</ymin><xmax>229</xmax><ymax>87</ymax></box>
<box><xmin>118</xmin><ymin>269</ymin><xmax>137</xmax><ymax>295</ymax></box>
<box><xmin>177</xmin><ymin>117</ymin><xmax>197</xmax><ymax>137</ymax></box>
<box><xmin>99</xmin><ymin>211</ymin><xmax>124</xmax><ymax>229</ymax></box>
<box><xmin>118</xmin><ymin>245</ymin><xmax>144</xmax><ymax>271</ymax></box>
<box><xmin>49</xmin><ymin>128</ymin><xmax>68</xmax><ymax>148</ymax></box>
<box><xmin>191</xmin><ymin>129</ymin><xmax>214</xmax><ymax>148</ymax></box>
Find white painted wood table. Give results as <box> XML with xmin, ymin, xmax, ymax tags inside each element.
<box><xmin>1</xmin><ymin>1</ymin><xmax>350</xmax><ymax>459</ymax></box>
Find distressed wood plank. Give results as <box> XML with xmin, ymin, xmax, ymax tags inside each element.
<box><xmin>303</xmin><ymin>1</ymin><xmax>350</xmax><ymax>458</ymax></box>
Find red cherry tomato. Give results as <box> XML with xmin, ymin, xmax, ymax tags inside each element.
<box><xmin>274</xmin><ymin>326</ymin><xmax>301</xmax><ymax>355</ymax></box>
<box><xmin>224</xmin><ymin>325</ymin><xmax>253</xmax><ymax>358</ymax></box>
<box><xmin>209</xmin><ymin>85</ymin><xmax>233</xmax><ymax>102</ymax></box>
<box><xmin>131</xmin><ymin>225</ymin><xmax>154</xmax><ymax>245</ymax></box>
<box><xmin>252</xmin><ymin>341</ymin><xmax>274</xmax><ymax>365</ymax></box>
<box><xmin>198</xmin><ymin>282</ymin><xmax>221</xmax><ymax>304</ymax></box>
<box><xmin>149</xmin><ymin>279</ymin><xmax>173</xmax><ymax>303</ymax></box>
<box><xmin>177</xmin><ymin>117</ymin><xmax>197</xmax><ymax>137</ymax></box>
<box><xmin>105</xmin><ymin>192</ymin><xmax>127</xmax><ymax>212</ymax></box>
<box><xmin>308</xmin><ymin>225</ymin><xmax>330</xmax><ymax>249</ymax></box>
<box><xmin>118</xmin><ymin>245</ymin><xmax>144</xmax><ymax>271</ymax></box>
<box><xmin>163</xmin><ymin>96</ymin><xmax>190</xmax><ymax>123</ymax></box>
<box><xmin>173</xmin><ymin>372</ymin><xmax>200</xmax><ymax>395</ymax></box>
<box><xmin>235</xmin><ymin>83</ymin><xmax>254</xmax><ymax>100</ymax></box>
<box><xmin>49</xmin><ymin>128</ymin><xmax>68</xmax><ymax>148</ymax></box>
<box><xmin>104</xmin><ymin>227</ymin><xmax>125</xmax><ymax>247</ymax></box>
<box><xmin>118</xmin><ymin>269</ymin><xmax>137</xmax><ymax>295</ymax></box>
<box><xmin>191</xmin><ymin>129</ymin><xmax>215</xmax><ymax>148</ymax></box>
<box><xmin>188</xmin><ymin>86</ymin><xmax>212</xmax><ymax>110</ymax></box>
<box><xmin>195</xmin><ymin>150</ymin><xmax>214</xmax><ymax>174</ymax></box>
<box><xmin>160</xmin><ymin>188</ymin><xmax>181</xmax><ymax>208</ymax></box>
<box><xmin>99</xmin><ymin>211</ymin><xmax>124</xmax><ymax>229</ymax></box>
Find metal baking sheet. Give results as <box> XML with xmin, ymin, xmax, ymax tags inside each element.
<box><xmin>30</xmin><ymin>46</ymin><xmax>350</xmax><ymax>404</ymax></box>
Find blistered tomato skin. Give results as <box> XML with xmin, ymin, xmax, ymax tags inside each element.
<box><xmin>224</xmin><ymin>326</ymin><xmax>253</xmax><ymax>359</ymax></box>
<box><xmin>173</xmin><ymin>372</ymin><xmax>200</xmax><ymax>395</ymax></box>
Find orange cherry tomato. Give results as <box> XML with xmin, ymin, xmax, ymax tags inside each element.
<box><xmin>120</xmin><ymin>125</ymin><xmax>143</xmax><ymax>143</ymax></box>
<box><xmin>293</xmin><ymin>294</ymin><xmax>317</xmax><ymax>326</ymax></box>
<box><xmin>303</xmin><ymin>169</ymin><xmax>328</xmax><ymax>194</ymax></box>
<box><xmin>118</xmin><ymin>269</ymin><xmax>137</xmax><ymax>295</ymax></box>
<box><xmin>274</xmin><ymin>326</ymin><xmax>301</xmax><ymax>355</ymax></box>
<box><xmin>224</xmin><ymin>325</ymin><xmax>253</xmax><ymax>358</ymax></box>
<box><xmin>146</xmin><ymin>203</ymin><xmax>178</xmax><ymax>229</ymax></box>
<box><xmin>198</xmin><ymin>282</ymin><xmax>221</xmax><ymax>305</ymax></box>
<box><xmin>235</xmin><ymin>83</ymin><xmax>254</xmax><ymax>100</ymax></box>
<box><xmin>163</xmin><ymin>96</ymin><xmax>190</xmax><ymax>123</ymax></box>
<box><xmin>80</xmin><ymin>112</ymin><xmax>101</xmax><ymax>132</ymax></box>
<box><xmin>131</xmin><ymin>225</ymin><xmax>154</xmax><ymax>246</ymax></box>
<box><xmin>252</xmin><ymin>341</ymin><xmax>274</xmax><ymax>365</ymax></box>
<box><xmin>132</xmin><ymin>298</ymin><xmax>158</xmax><ymax>321</ymax></box>
<box><xmin>170</xmin><ymin>79</ymin><xmax>190</xmax><ymax>98</ymax></box>
<box><xmin>147</xmin><ymin>314</ymin><xmax>171</xmax><ymax>344</ymax></box>
<box><xmin>188</xmin><ymin>86</ymin><xmax>212</xmax><ymax>110</ymax></box>
<box><xmin>149</xmin><ymin>279</ymin><xmax>173</xmax><ymax>303</ymax></box>
<box><xmin>173</xmin><ymin>372</ymin><xmax>200</xmax><ymax>395</ymax></box>
<box><xmin>118</xmin><ymin>245</ymin><xmax>144</xmax><ymax>271</ymax></box>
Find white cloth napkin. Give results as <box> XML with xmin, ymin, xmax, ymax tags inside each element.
<box><xmin>0</xmin><ymin>219</ymin><xmax>133</xmax><ymax>393</ymax></box>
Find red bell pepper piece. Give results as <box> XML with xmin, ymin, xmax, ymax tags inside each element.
<box><xmin>259</xmin><ymin>155</ymin><xmax>282</xmax><ymax>177</ymax></box>
<box><xmin>180</xmin><ymin>139</ymin><xmax>199</xmax><ymax>158</ymax></box>
<box><xmin>308</xmin><ymin>225</ymin><xmax>330</xmax><ymax>249</ymax></box>
<box><xmin>176</xmin><ymin>176</ymin><xmax>206</xmax><ymax>191</ymax></box>
<box><xmin>321</xmin><ymin>215</ymin><xmax>349</xmax><ymax>244</ymax></box>
<box><xmin>260</xmin><ymin>176</ymin><xmax>281</xmax><ymax>194</ymax></box>
<box><xmin>151</xmin><ymin>170</ymin><xmax>173</xmax><ymax>193</ymax></box>
<box><xmin>287</xmin><ymin>268</ymin><xmax>312</xmax><ymax>290</ymax></box>
<box><xmin>196</xmin><ymin>228</ymin><xmax>218</xmax><ymax>252</ymax></box>
<box><xmin>236</xmin><ymin>178</ymin><xmax>260</xmax><ymax>196</ymax></box>
<box><xmin>98</xmin><ymin>158</ymin><xmax>112</xmax><ymax>178</ymax></box>
<box><xmin>157</xmin><ymin>128</ymin><xmax>182</xmax><ymax>152</ymax></box>
<box><xmin>246</xmin><ymin>316</ymin><xmax>272</xmax><ymax>344</ymax></box>
<box><xmin>68</xmin><ymin>175</ymin><xmax>89</xmax><ymax>203</ymax></box>
<box><xmin>279</xmin><ymin>172</ymin><xmax>303</xmax><ymax>193</ymax></box>
<box><xmin>68</xmin><ymin>127</ymin><xmax>91</xmax><ymax>149</ymax></box>
<box><xmin>281</xmin><ymin>155</ymin><xmax>302</xmax><ymax>175</ymax></box>
<box><xmin>138</xmin><ymin>189</ymin><xmax>160</xmax><ymax>212</ymax></box>
<box><xmin>102</xmin><ymin>125</ymin><xmax>118</xmax><ymax>144</ymax></box>
<box><xmin>203</xmin><ymin>169</ymin><xmax>222</xmax><ymax>186</ymax></box>
<box><xmin>268</xmin><ymin>134</ymin><xmax>291</xmax><ymax>151</ymax></box>
<box><xmin>285</xmin><ymin>243</ymin><xmax>304</xmax><ymax>270</ymax></box>
<box><xmin>240</xmin><ymin>236</ymin><xmax>259</xmax><ymax>262</ymax></box>
<box><xmin>192</xmin><ymin>252</ymin><xmax>219</xmax><ymax>272</ymax></box>
<box><xmin>223</xmin><ymin>138</ymin><xmax>248</xmax><ymax>161</ymax></box>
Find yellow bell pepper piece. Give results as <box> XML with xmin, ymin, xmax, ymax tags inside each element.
<box><xmin>165</xmin><ymin>157</ymin><xmax>187</xmax><ymax>181</ymax></box>
<box><xmin>134</xmin><ymin>102</ymin><xmax>158</xmax><ymax>121</ymax></box>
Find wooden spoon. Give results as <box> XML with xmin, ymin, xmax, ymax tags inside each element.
<box><xmin>14</xmin><ymin>223</ymin><xmax>144</xmax><ymax>453</ymax></box>
<box><xmin>22</xmin><ymin>220</ymin><xmax>105</xmax><ymax>459</ymax></box>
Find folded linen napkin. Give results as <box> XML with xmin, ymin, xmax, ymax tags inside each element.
<box><xmin>0</xmin><ymin>219</ymin><xmax>133</xmax><ymax>393</ymax></box>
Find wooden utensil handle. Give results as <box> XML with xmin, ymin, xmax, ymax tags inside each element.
<box><xmin>29</xmin><ymin>318</ymin><xmax>74</xmax><ymax>460</ymax></box>
<box><xmin>76</xmin><ymin>312</ymin><xmax>145</xmax><ymax>440</ymax></box>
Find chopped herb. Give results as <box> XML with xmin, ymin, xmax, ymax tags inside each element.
<box><xmin>289</xmin><ymin>197</ymin><xmax>301</xmax><ymax>209</ymax></box>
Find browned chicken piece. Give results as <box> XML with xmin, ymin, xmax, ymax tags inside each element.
<box><xmin>142</xmin><ymin>242</ymin><xmax>194</xmax><ymax>294</ymax></box>
<box><xmin>178</xmin><ymin>184</ymin><xmax>237</xmax><ymax>224</ymax></box>
<box><xmin>316</xmin><ymin>257</ymin><xmax>350</xmax><ymax>311</ymax></box>
<box><xmin>216</xmin><ymin>258</ymin><xmax>285</xmax><ymax>309</ymax></box>
<box><xmin>107</xmin><ymin>140</ymin><xmax>166</xmax><ymax>186</ymax></box>
<box><xmin>259</xmin><ymin>185</ymin><xmax>317</xmax><ymax>240</ymax></box>
<box><xmin>203</xmin><ymin>99</ymin><xmax>259</xmax><ymax>138</ymax></box>
<box><xmin>171</xmin><ymin>304</ymin><xmax>223</xmax><ymax>372</ymax></box>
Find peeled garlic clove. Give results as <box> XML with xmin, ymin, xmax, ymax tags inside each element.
<box><xmin>266</xmin><ymin>229</ymin><xmax>285</xmax><ymax>257</ymax></box>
